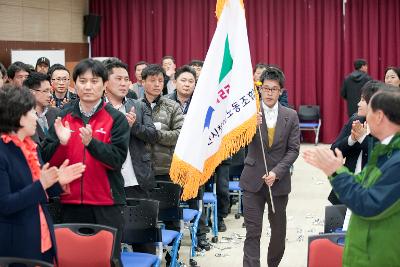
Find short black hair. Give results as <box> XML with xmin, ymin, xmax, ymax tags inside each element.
<box><xmin>0</xmin><ymin>84</ymin><xmax>36</xmax><ymax>133</ymax></box>
<box><xmin>360</xmin><ymin>80</ymin><xmax>385</xmax><ymax>104</ymax></box>
<box><xmin>370</xmin><ymin>90</ymin><xmax>400</xmax><ymax>125</ymax></box>
<box><xmin>255</xmin><ymin>63</ymin><xmax>267</xmax><ymax>70</ymax></box>
<box><xmin>134</xmin><ymin>61</ymin><xmax>148</xmax><ymax>70</ymax></box>
<box><xmin>354</xmin><ymin>59</ymin><xmax>367</xmax><ymax>70</ymax></box>
<box><xmin>175</xmin><ymin>65</ymin><xmax>196</xmax><ymax>80</ymax></box>
<box><xmin>48</xmin><ymin>64</ymin><xmax>70</xmax><ymax>78</ymax></box>
<box><xmin>7</xmin><ymin>62</ymin><xmax>31</xmax><ymax>79</ymax></box>
<box><xmin>141</xmin><ymin>64</ymin><xmax>165</xmax><ymax>80</ymax></box>
<box><xmin>102</xmin><ymin>57</ymin><xmax>122</xmax><ymax>66</ymax></box>
<box><xmin>0</xmin><ymin>62</ymin><xmax>6</xmax><ymax>79</ymax></box>
<box><xmin>103</xmin><ymin>60</ymin><xmax>129</xmax><ymax>76</ymax></box>
<box><xmin>385</xmin><ymin>66</ymin><xmax>400</xmax><ymax>80</ymax></box>
<box><xmin>73</xmin><ymin>58</ymin><xmax>108</xmax><ymax>82</ymax></box>
<box><xmin>23</xmin><ymin>72</ymin><xmax>50</xmax><ymax>90</ymax></box>
<box><xmin>260</xmin><ymin>67</ymin><xmax>285</xmax><ymax>88</ymax></box>
<box><xmin>162</xmin><ymin>56</ymin><xmax>175</xmax><ymax>64</ymax></box>
<box><xmin>189</xmin><ymin>60</ymin><xmax>204</xmax><ymax>67</ymax></box>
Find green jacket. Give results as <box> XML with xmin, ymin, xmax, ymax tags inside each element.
<box><xmin>330</xmin><ymin>133</ymin><xmax>400</xmax><ymax>267</ymax></box>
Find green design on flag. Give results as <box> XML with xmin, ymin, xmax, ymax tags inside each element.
<box><xmin>218</xmin><ymin>35</ymin><xmax>233</xmax><ymax>83</ymax></box>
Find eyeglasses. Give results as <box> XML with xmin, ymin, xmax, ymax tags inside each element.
<box><xmin>52</xmin><ymin>78</ymin><xmax>70</xmax><ymax>83</ymax></box>
<box><xmin>260</xmin><ymin>86</ymin><xmax>280</xmax><ymax>93</ymax></box>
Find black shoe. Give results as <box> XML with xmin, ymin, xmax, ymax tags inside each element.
<box><xmin>197</xmin><ymin>238</ymin><xmax>211</xmax><ymax>251</ymax></box>
<box><xmin>218</xmin><ymin>219</ymin><xmax>227</xmax><ymax>232</ymax></box>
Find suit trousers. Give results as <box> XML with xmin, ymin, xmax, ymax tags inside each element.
<box><xmin>243</xmin><ymin>184</ymin><xmax>288</xmax><ymax>267</ymax></box>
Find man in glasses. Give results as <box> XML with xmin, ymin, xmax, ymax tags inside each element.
<box><xmin>23</xmin><ymin>72</ymin><xmax>59</xmax><ymax>146</ymax></box>
<box><xmin>48</xmin><ymin>64</ymin><xmax>77</xmax><ymax>108</ymax></box>
<box><xmin>240</xmin><ymin>68</ymin><xmax>300</xmax><ymax>267</ymax></box>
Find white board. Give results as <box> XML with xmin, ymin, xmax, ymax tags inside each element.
<box><xmin>11</xmin><ymin>50</ymin><xmax>65</xmax><ymax>67</ymax></box>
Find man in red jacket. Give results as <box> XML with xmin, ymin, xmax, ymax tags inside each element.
<box><xmin>42</xmin><ymin>58</ymin><xmax>129</xmax><ymax>267</ymax></box>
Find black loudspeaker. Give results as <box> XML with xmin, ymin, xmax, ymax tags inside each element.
<box><xmin>84</xmin><ymin>14</ymin><xmax>101</xmax><ymax>38</ymax></box>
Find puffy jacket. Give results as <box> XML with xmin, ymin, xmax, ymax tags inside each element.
<box><xmin>142</xmin><ymin>96</ymin><xmax>184</xmax><ymax>176</ymax></box>
<box><xmin>41</xmin><ymin>100</ymin><xmax>129</xmax><ymax>205</ymax></box>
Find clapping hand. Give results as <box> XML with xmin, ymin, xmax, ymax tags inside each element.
<box><xmin>126</xmin><ymin>107</ymin><xmax>136</xmax><ymax>127</ymax></box>
<box><xmin>58</xmin><ymin>159</ymin><xmax>86</xmax><ymax>185</ymax></box>
<box><xmin>303</xmin><ymin>148</ymin><xmax>344</xmax><ymax>176</ymax></box>
<box><xmin>79</xmin><ymin>124</ymin><xmax>93</xmax><ymax>146</ymax></box>
<box><xmin>40</xmin><ymin>163</ymin><xmax>59</xmax><ymax>190</ymax></box>
<box><xmin>166</xmin><ymin>67</ymin><xmax>175</xmax><ymax>78</ymax></box>
<box><xmin>351</xmin><ymin>120</ymin><xmax>367</xmax><ymax>141</ymax></box>
<box><xmin>54</xmin><ymin>117</ymin><xmax>71</xmax><ymax>145</ymax></box>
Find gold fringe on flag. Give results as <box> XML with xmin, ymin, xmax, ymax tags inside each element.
<box><xmin>170</xmin><ymin>111</ymin><xmax>257</xmax><ymax>200</ymax></box>
<box><xmin>215</xmin><ymin>0</ymin><xmax>245</xmax><ymax>20</ymax></box>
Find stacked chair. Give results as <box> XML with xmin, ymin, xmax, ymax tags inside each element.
<box><xmin>148</xmin><ymin>181</ymin><xmax>184</xmax><ymax>267</ymax></box>
<box><xmin>122</xmin><ymin>198</ymin><xmax>162</xmax><ymax>267</ymax></box>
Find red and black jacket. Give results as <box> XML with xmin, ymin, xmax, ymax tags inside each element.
<box><xmin>41</xmin><ymin>100</ymin><xmax>129</xmax><ymax>205</ymax></box>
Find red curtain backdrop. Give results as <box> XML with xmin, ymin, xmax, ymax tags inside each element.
<box><xmin>89</xmin><ymin>0</ymin><xmax>400</xmax><ymax>143</ymax></box>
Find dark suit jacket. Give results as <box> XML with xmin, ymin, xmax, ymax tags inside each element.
<box><xmin>331</xmin><ymin>114</ymin><xmax>369</xmax><ymax>172</ymax></box>
<box><xmin>32</xmin><ymin>107</ymin><xmax>59</xmax><ymax>146</ymax></box>
<box><xmin>329</xmin><ymin>114</ymin><xmax>376</xmax><ymax>204</ymax></box>
<box><xmin>240</xmin><ymin>103</ymin><xmax>300</xmax><ymax>196</ymax></box>
<box><xmin>0</xmin><ymin>139</ymin><xmax>62</xmax><ymax>261</ymax></box>
<box><xmin>124</xmin><ymin>99</ymin><xmax>158</xmax><ymax>191</ymax></box>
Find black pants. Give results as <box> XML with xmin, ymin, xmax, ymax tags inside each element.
<box><xmin>61</xmin><ymin>204</ymin><xmax>125</xmax><ymax>267</ymax></box>
<box><xmin>243</xmin><ymin>185</ymin><xmax>288</xmax><ymax>267</ymax></box>
<box><xmin>216</xmin><ymin>161</ymin><xmax>231</xmax><ymax>220</ymax></box>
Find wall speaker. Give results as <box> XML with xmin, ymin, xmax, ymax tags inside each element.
<box><xmin>84</xmin><ymin>14</ymin><xmax>101</xmax><ymax>38</ymax></box>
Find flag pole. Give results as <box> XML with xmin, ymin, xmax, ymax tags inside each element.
<box><xmin>257</xmin><ymin>106</ymin><xmax>276</xmax><ymax>213</ymax></box>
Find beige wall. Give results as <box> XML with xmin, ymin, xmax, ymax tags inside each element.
<box><xmin>0</xmin><ymin>0</ymin><xmax>88</xmax><ymax>43</ymax></box>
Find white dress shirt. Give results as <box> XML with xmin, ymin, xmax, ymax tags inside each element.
<box><xmin>106</xmin><ymin>98</ymin><xmax>138</xmax><ymax>187</ymax></box>
<box><xmin>262</xmin><ymin>101</ymin><xmax>279</xmax><ymax>128</ymax></box>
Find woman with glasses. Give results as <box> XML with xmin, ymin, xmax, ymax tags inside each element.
<box><xmin>0</xmin><ymin>84</ymin><xmax>85</xmax><ymax>263</ymax></box>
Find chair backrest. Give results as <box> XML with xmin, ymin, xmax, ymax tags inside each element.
<box><xmin>54</xmin><ymin>223</ymin><xmax>116</xmax><ymax>267</ymax></box>
<box><xmin>308</xmin><ymin>233</ymin><xmax>345</xmax><ymax>267</ymax></box>
<box><xmin>148</xmin><ymin>181</ymin><xmax>182</xmax><ymax>221</ymax></box>
<box><xmin>324</xmin><ymin>204</ymin><xmax>347</xmax><ymax>233</ymax></box>
<box><xmin>124</xmin><ymin>198</ymin><xmax>162</xmax><ymax>244</ymax></box>
<box><xmin>298</xmin><ymin>105</ymin><xmax>320</xmax><ymax>121</ymax></box>
<box><xmin>0</xmin><ymin>257</ymin><xmax>53</xmax><ymax>267</ymax></box>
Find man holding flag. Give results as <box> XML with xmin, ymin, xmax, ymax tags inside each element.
<box><xmin>170</xmin><ymin>0</ymin><xmax>257</xmax><ymax>199</ymax></box>
<box><xmin>240</xmin><ymin>68</ymin><xmax>300</xmax><ymax>267</ymax></box>
<box><xmin>170</xmin><ymin>1</ymin><xmax>299</xmax><ymax>266</ymax></box>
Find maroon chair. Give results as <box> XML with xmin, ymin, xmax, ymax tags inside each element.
<box><xmin>54</xmin><ymin>223</ymin><xmax>116</xmax><ymax>267</ymax></box>
<box><xmin>308</xmin><ymin>233</ymin><xmax>345</xmax><ymax>267</ymax></box>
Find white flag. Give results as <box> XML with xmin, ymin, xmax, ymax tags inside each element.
<box><xmin>170</xmin><ymin>0</ymin><xmax>257</xmax><ymax>199</ymax></box>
